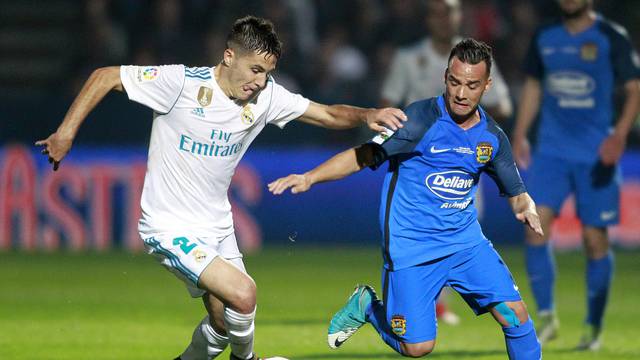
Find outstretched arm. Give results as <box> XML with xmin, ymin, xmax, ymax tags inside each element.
<box><xmin>36</xmin><ymin>66</ymin><xmax>123</xmax><ymax>170</ymax></box>
<box><xmin>268</xmin><ymin>144</ymin><xmax>378</xmax><ymax>195</ymax></box>
<box><xmin>297</xmin><ymin>101</ymin><xmax>407</xmax><ymax>132</ymax></box>
<box><xmin>509</xmin><ymin>192</ymin><xmax>543</xmax><ymax>236</ymax></box>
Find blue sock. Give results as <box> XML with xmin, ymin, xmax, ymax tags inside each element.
<box><xmin>525</xmin><ymin>243</ymin><xmax>556</xmax><ymax>312</ymax></box>
<box><xmin>586</xmin><ymin>251</ymin><xmax>614</xmax><ymax>328</ymax></box>
<box><xmin>365</xmin><ymin>300</ymin><xmax>403</xmax><ymax>354</ymax></box>
<box><xmin>503</xmin><ymin>319</ymin><xmax>541</xmax><ymax>360</ymax></box>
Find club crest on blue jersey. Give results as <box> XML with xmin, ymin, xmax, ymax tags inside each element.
<box><xmin>198</xmin><ymin>86</ymin><xmax>213</xmax><ymax>107</ymax></box>
<box><xmin>426</xmin><ymin>170</ymin><xmax>474</xmax><ymax>200</ymax></box>
<box><xmin>580</xmin><ymin>43</ymin><xmax>598</xmax><ymax>61</ymax></box>
<box><xmin>476</xmin><ymin>142</ymin><xmax>493</xmax><ymax>163</ymax></box>
<box><xmin>390</xmin><ymin>315</ymin><xmax>406</xmax><ymax>336</ymax></box>
<box><xmin>241</xmin><ymin>105</ymin><xmax>255</xmax><ymax>125</ymax></box>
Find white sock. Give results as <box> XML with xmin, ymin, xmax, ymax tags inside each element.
<box><xmin>223</xmin><ymin>306</ymin><xmax>256</xmax><ymax>360</ymax></box>
<box><xmin>180</xmin><ymin>316</ymin><xmax>229</xmax><ymax>360</ymax></box>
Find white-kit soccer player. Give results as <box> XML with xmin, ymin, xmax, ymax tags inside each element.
<box><xmin>36</xmin><ymin>16</ymin><xmax>406</xmax><ymax>360</ymax></box>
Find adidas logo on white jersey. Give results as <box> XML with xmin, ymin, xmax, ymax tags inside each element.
<box><xmin>191</xmin><ymin>108</ymin><xmax>205</xmax><ymax>118</ymax></box>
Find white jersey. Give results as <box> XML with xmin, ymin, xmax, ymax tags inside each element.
<box><xmin>121</xmin><ymin>65</ymin><xmax>310</xmax><ymax>237</ymax></box>
<box><xmin>381</xmin><ymin>37</ymin><xmax>510</xmax><ymax>107</ymax></box>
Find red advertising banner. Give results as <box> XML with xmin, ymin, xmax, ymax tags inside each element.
<box><xmin>1</xmin><ymin>144</ymin><xmax>263</xmax><ymax>252</ymax></box>
<box><xmin>1</xmin><ymin>144</ymin><xmax>639</xmax><ymax>251</ymax></box>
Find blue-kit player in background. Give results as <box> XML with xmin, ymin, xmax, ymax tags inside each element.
<box><xmin>512</xmin><ymin>0</ymin><xmax>640</xmax><ymax>350</ymax></box>
<box><xmin>270</xmin><ymin>39</ymin><xmax>543</xmax><ymax>359</ymax></box>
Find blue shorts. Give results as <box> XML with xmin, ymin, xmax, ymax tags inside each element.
<box><xmin>527</xmin><ymin>153</ymin><xmax>620</xmax><ymax>227</ymax></box>
<box><xmin>381</xmin><ymin>241</ymin><xmax>521</xmax><ymax>343</ymax></box>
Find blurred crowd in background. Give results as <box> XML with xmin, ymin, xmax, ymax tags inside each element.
<box><xmin>2</xmin><ymin>0</ymin><xmax>639</xmax><ymax>145</ymax></box>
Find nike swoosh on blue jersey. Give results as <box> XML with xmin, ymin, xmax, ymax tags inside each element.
<box><xmin>430</xmin><ymin>145</ymin><xmax>451</xmax><ymax>153</ymax></box>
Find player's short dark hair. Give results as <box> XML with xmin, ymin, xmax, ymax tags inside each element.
<box><xmin>448</xmin><ymin>38</ymin><xmax>492</xmax><ymax>75</ymax></box>
<box><xmin>226</xmin><ymin>16</ymin><xmax>282</xmax><ymax>59</ymax></box>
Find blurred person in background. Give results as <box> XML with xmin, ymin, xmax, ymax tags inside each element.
<box><xmin>380</xmin><ymin>0</ymin><xmax>512</xmax><ymax>123</ymax></box>
<box><xmin>36</xmin><ymin>15</ymin><xmax>406</xmax><ymax>360</ymax></box>
<box><xmin>130</xmin><ymin>0</ymin><xmax>199</xmax><ymax>65</ymax></box>
<box><xmin>512</xmin><ymin>0</ymin><xmax>640</xmax><ymax>350</ymax></box>
<box><xmin>379</xmin><ymin>0</ymin><xmax>427</xmax><ymax>46</ymax></box>
<box><xmin>494</xmin><ymin>1</ymin><xmax>540</xmax><ymax>100</ymax></box>
<box><xmin>311</xmin><ymin>24</ymin><xmax>370</xmax><ymax>104</ymax></box>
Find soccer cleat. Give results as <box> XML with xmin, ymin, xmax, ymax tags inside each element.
<box><xmin>327</xmin><ymin>284</ymin><xmax>377</xmax><ymax>349</ymax></box>
<box><xmin>576</xmin><ymin>324</ymin><xmax>602</xmax><ymax>351</ymax></box>
<box><xmin>536</xmin><ymin>311</ymin><xmax>559</xmax><ymax>344</ymax></box>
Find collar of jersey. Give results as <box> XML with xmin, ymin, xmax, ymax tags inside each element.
<box><xmin>561</xmin><ymin>13</ymin><xmax>600</xmax><ymax>37</ymax></box>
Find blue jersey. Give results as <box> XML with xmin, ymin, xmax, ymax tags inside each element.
<box><xmin>371</xmin><ymin>96</ymin><xmax>525</xmax><ymax>270</ymax></box>
<box><xmin>524</xmin><ymin>15</ymin><xmax>640</xmax><ymax>163</ymax></box>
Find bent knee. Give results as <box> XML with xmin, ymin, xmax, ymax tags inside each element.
<box><xmin>401</xmin><ymin>340</ymin><xmax>435</xmax><ymax>357</ymax></box>
<box><xmin>493</xmin><ymin>301</ymin><xmax>529</xmax><ymax>327</ymax></box>
<box><xmin>231</xmin><ymin>277</ymin><xmax>257</xmax><ymax>313</ymax></box>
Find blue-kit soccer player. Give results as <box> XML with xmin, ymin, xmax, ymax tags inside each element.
<box><xmin>270</xmin><ymin>39</ymin><xmax>543</xmax><ymax>359</ymax></box>
<box><xmin>512</xmin><ymin>0</ymin><xmax>640</xmax><ymax>349</ymax></box>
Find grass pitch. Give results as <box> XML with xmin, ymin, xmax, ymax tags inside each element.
<box><xmin>1</xmin><ymin>247</ymin><xmax>638</xmax><ymax>359</ymax></box>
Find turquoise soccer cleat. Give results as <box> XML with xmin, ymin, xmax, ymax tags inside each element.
<box><xmin>327</xmin><ymin>285</ymin><xmax>377</xmax><ymax>349</ymax></box>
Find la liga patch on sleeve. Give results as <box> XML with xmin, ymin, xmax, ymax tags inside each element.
<box><xmin>372</xmin><ymin>127</ymin><xmax>396</xmax><ymax>145</ymax></box>
<box><xmin>136</xmin><ymin>66</ymin><xmax>159</xmax><ymax>83</ymax></box>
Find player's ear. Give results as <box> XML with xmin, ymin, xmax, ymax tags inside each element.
<box><xmin>484</xmin><ymin>76</ymin><xmax>493</xmax><ymax>92</ymax></box>
<box><xmin>444</xmin><ymin>68</ymin><xmax>449</xmax><ymax>85</ymax></box>
<box><xmin>223</xmin><ymin>48</ymin><xmax>235</xmax><ymax>67</ymax></box>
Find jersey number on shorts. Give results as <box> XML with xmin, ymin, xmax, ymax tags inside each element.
<box><xmin>173</xmin><ymin>236</ymin><xmax>197</xmax><ymax>254</ymax></box>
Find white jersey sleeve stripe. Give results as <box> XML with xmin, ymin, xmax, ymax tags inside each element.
<box><xmin>185</xmin><ymin>67</ymin><xmax>212</xmax><ymax>79</ymax></box>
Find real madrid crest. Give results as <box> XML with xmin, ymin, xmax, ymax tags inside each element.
<box><xmin>197</xmin><ymin>86</ymin><xmax>213</xmax><ymax>107</ymax></box>
<box><xmin>476</xmin><ymin>142</ymin><xmax>493</xmax><ymax>164</ymax></box>
<box><xmin>193</xmin><ymin>249</ymin><xmax>207</xmax><ymax>263</ymax></box>
<box><xmin>580</xmin><ymin>43</ymin><xmax>598</xmax><ymax>61</ymax></box>
<box><xmin>241</xmin><ymin>105</ymin><xmax>255</xmax><ymax>125</ymax></box>
<box><xmin>390</xmin><ymin>315</ymin><xmax>406</xmax><ymax>336</ymax></box>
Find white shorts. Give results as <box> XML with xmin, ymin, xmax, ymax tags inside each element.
<box><xmin>141</xmin><ymin>232</ymin><xmax>246</xmax><ymax>298</ymax></box>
